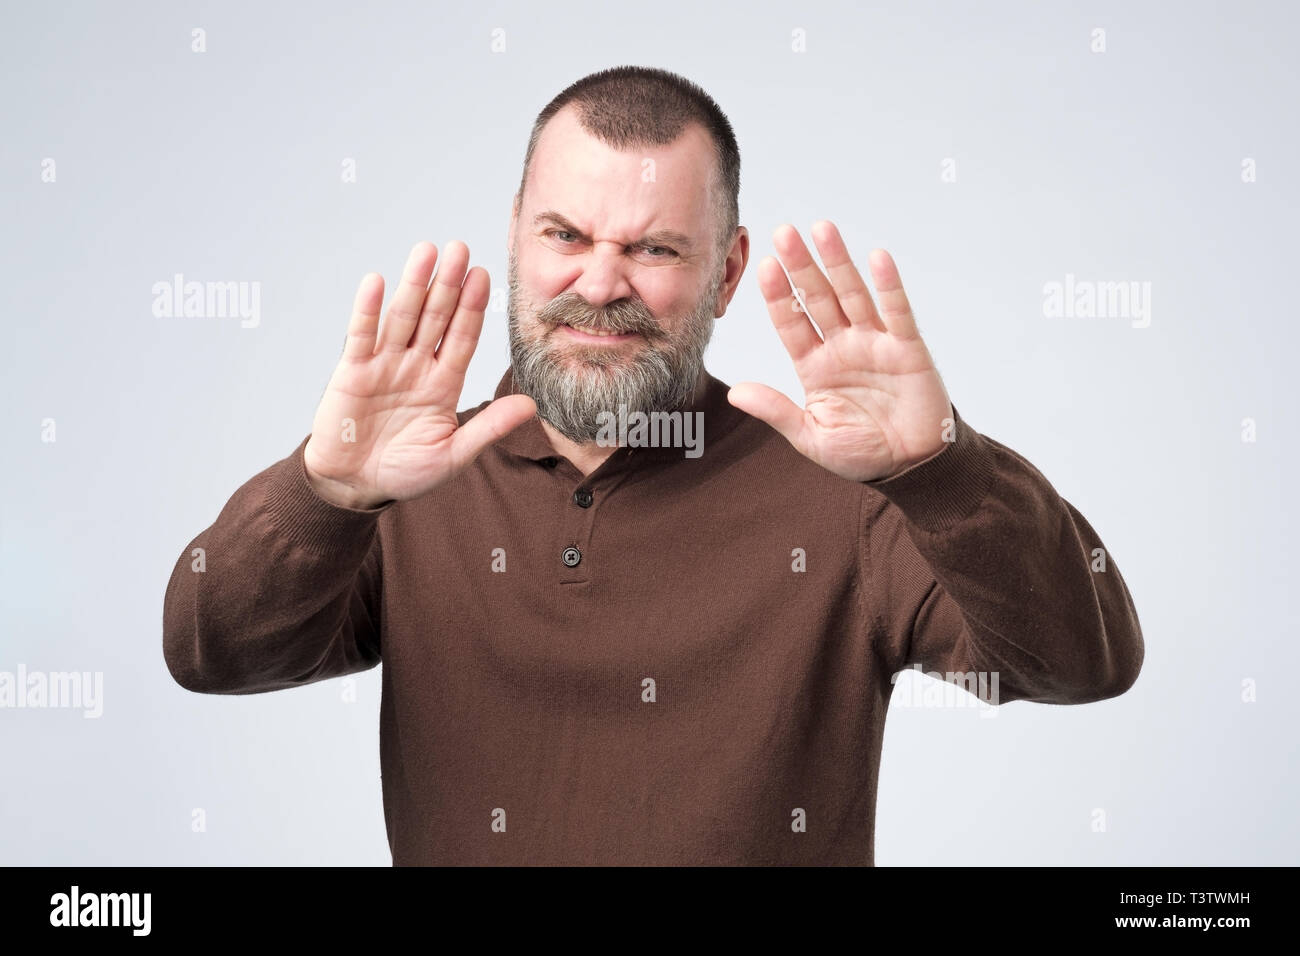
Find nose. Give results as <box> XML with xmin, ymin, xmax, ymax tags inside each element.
<box><xmin>571</xmin><ymin>242</ymin><xmax>635</xmax><ymax>308</ymax></box>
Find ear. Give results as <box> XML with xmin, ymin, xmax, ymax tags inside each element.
<box><xmin>508</xmin><ymin>192</ymin><xmax>519</xmax><ymax>252</ymax></box>
<box><xmin>713</xmin><ymin>226</ymin><xmax>750</xmax><ymax>318</ymax></box>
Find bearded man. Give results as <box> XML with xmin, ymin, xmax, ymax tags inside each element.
<box><xmin>164</xmin><ymin>65</ymin><xmax>1144</xmax><ymax>866</ymax></box>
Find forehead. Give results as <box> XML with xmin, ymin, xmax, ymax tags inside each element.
<box><xmin>524</xmin><ymin>106</ymin><xmax>716</xmax><ymax>245</ymax></box>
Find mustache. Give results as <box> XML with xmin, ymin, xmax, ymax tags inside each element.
<box><xmin>536</xmin><ymin>292</ymin><xmax>666</xmax><ymax>339</ymax></box>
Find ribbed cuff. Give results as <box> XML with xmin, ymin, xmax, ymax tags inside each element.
<box><xmin>861</xmin><ymin>402</ymin><xmax>997</xmax><ymax>533</ymax></box>
<box><xmin>261</xmin><ymin>434</ymin><xmax>396</xmax><ymax>552</ymax></box>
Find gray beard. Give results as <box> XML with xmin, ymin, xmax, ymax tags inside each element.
<box><xmin>506</xmin><ymin>255</ymin><xmax>721</xmax><ymax>442</ymax></box>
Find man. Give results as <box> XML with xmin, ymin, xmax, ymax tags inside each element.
<box><xmin>163</xmin><ymin>65</ymin><xmax>1143</xmax><ymax>865</ymax></box>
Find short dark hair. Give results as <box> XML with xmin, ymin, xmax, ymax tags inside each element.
<box><xmin>516</xmin><ymin>66</ymin><xmax>741</xmax><ymax>266</ymax></box>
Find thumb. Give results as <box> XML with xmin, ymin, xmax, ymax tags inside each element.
<box><xmin>449</xmin><ymin>394</ymin><xmax>538</xmax><ymax>469</ymax></box>
<box><xmin>727</xmin><ymin>382</ymin><xmax>806</xmax><ymax>451</ymax></box>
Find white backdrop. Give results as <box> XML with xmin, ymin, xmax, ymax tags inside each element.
<box><xmin>1</xmin><ymin>0</ymin><xmax>1295</xmax><ymax>864</ymax></box>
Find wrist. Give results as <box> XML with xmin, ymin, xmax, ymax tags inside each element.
<box><xmin>303</xmin><ymin>450</ymin><xmax>383</xmax><ymax>511</ymax></box>
<box><xmin>306</xmin><ymin>471</ymin><xmax>381</xmax><ymax>510</ymax></box>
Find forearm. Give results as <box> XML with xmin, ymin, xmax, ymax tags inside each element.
<box><xmin>864</xmin><ymin>405</ymin><xmax>1144</xmax><ymax>705</ymax></box>
<box><xmin>162</xmin><ymin>436</ymin><xmax>388</xmax><ymax>695</ymax></box>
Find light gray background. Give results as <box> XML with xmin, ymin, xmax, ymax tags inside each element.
<box><xmin>2</xmin><ymin>0</ymin><xmax>1295</xmax><ymax>865</ymax></box>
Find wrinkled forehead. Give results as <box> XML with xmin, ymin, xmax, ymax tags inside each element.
<box><xmin>523</xmin><ymin>107</ymin><xmax>718</xmax><ymax>249</ymax></box>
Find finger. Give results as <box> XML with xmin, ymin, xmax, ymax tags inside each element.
<box><xmin>810</xmin><ymin>221</ymin><xmax>886</xmax><ymax>333</ymax></box>
<box><xmin>449</xmin><ymin>394</ymin><xmax>538</xmax><ymax>471</ymax></box>
<box><xmin>757</xmin><ymin>256</ymin><xmax>822</xmax><ymax>365</ymax></box>
<box><xmin>433</xmin><ymin>266</ymin><xmax>491</xmax><ymax>377</ymax></box>
<box><xmin>342</xmin><ymin>272</ymin><xmax>384</xmax><ymax>361</ymax></box>
<box><xmin>867</xmin><ymin>249</ymin><xmax>920</xmax><ymax>340</ymax></box>
<box><xmin>772</xmin><ymin>224</ymin><xmax>850</xmax><ymax>336</ymax></box>
<box><xmin>375</xmin><ymin>241</ymin><xmax>438</xmax><ymax>353</ymax></box>
<box><xmin>727</xmin><ymin>382</ymin><xmax>807</xmax><ymax>451</ymax></box>
<box><xmin>412</xmin><ymin>240</ymin><xmax>471</xmax><ymax>355</ymax></box>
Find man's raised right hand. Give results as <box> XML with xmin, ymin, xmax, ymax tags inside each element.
<box><xmin>302</xmin><ymin>240</ymin><xmax>536</xmax><ymax>510</ymax></box>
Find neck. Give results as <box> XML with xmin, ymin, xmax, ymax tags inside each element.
<box><xmin>538</xmin><ymin>421</ymin><xmax>619</xmax><ymax>477</ymax></box>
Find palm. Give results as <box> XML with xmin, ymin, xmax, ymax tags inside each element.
<box><xmin>304</xmin><ymin>241</ymin><xmax>535</xmax><ymax>508</ymax></box>
<box><xmin>311</xmin><ymin>356</ymin><xmax>461</xmax><ymax>500</ymax></box>
<box><xmin>729</xmin><ymin>223</ymin><xmax>953</xmax><ymax>483</ymax></box>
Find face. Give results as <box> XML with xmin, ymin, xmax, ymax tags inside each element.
<box><xmin>506</xmin><ymin>107</ymin><xmax>737</xmax><ymax>442</ymax></box>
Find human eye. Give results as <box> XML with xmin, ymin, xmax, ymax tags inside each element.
<box><xmin>549</xmin><ymin>230</ymin><xmax>579</xmax><ymax>244</ymax></box>
<box><xmin>639</xmin><ymin>244</ymin><xmax>678</xmax><ymax>259</ymax></box>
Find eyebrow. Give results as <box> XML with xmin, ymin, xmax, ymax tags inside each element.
<box><xmin>532</xmin><ymin>210</ymin><xmax>696</xmax><ymax>252</ymax></box>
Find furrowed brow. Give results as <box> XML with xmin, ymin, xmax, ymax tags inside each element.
<box><xmin>533</xmin><ymin>210</ymin><xmax>696</xmax><ymax>252</ymax></box>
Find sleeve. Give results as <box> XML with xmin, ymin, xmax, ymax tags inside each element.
<box><xmin>859</xmin><ymin>403</ymin><xmax>1144</xmax><ymax>706</ymax></box>
<box><xmin>162</xmin><ymin>434</ymin><xmax>392</xmax><ymax>695</ymax></box>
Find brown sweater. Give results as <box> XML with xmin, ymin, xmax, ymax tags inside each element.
<box><xmin>162</xmin><ymin>367</ymin><xmax>1143</xmax><ymax>865</ymax></box>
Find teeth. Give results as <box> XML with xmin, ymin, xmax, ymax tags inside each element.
<box><xmin>568</xmin><ymin>325</ymin><xmax>623</xmax><ymax>338</ymax></box>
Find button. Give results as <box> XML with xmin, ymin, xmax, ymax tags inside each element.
<box><xmin>541</xmin><ymin>457</ymin><xmax>559</xmax><ymax>468</ymax></box>
<box><xmin>561</xmin><ymin>547</ymin><xmax>582</xmax><ymax>567</ymax></box>
<box><xmin>573</xmin><ymin>488</ymin><xmax>593</xmax><ymax>508</ymax></box>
